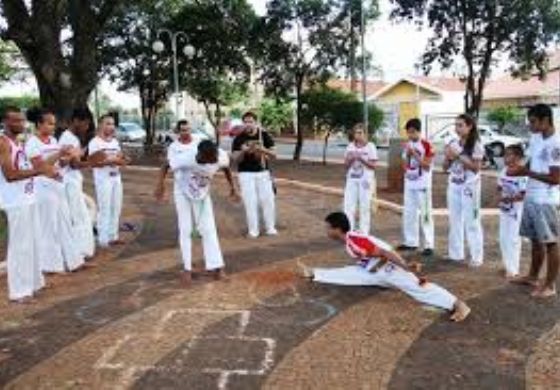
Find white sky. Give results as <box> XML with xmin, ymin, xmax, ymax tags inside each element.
<box><xmin>0</xmin><ymin>0</ymin><xmax>435</xmax><ymax>108</ymax></box>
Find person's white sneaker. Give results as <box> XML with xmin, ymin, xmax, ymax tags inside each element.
<box><xmin>265</xmin><ymin>229</ymin><xmax>278</xmax><ymax>236</ymax></box>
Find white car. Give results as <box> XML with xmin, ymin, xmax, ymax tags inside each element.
<box><xmin>117</xmin><ymin>122</ymin><xmax>147</xmax><ymax>143</ymax></box>
<box><xmin>430</xmin><ymin>124</ymin><xmax>527</xmax><ymax>157</ymax></box>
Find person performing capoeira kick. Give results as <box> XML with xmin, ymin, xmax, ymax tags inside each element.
<box><xmin>155</xmin><ymin>121</ymin><xmax>239</xmax><ymax>285</ymax></box>
<box><xmin>301</xmin><ymin>212</ymin><xmax>471</xmax><ymax>322</ymax></box>
<box><xmin>88</xmin><ymin>114</ymin><xmax>129</xmax><ymax>248</ymax></box>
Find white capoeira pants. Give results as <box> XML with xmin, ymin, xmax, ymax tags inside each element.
<box><xmin>174</xmin><ymin>192</ymin><xmax>224</xmax><ymax>271</ymax></box>
<box><xmin>5</xmin><ymin>203</ymin><xmax>45</xmax><ymax>300</ymax></box>
<box><xmin>447</xmin><ymin>179</ymin><xmax>484</xmax><ymax>265</ymax></box>
<box><xmin>64</xmin><ymin>179</ymin><xmax>95</xmax><ymax>258</ymax></box>
<box><xmin>344</xmin><ymin>178</ymin><xmax>374</xmax><ymax>234</ymax></box>
<box><xmin>238</xmin><ymin>171</ymin><xmax>276</xmax><ymax>237</ymax></box>
<box><xmin>499</xmin><ymin>204</ymin><xmax>524</xmax><ymax>276</ymax></box>
<box><xmin>403</xmin><ymin>186</ymin><xmax>434</xmax><ymax>249</ymax></box>
<box><xmin>36</xmin><ymin>184</ymin><xmax>84</xmax><ymax>273</ymax></box>
<box><xmin>95</xmin><ymin>176</ymin><xmax>123</xmax><ymax>246</ymax></box>
<box><xmin>313</xmin><ymin>261</ymin><xmax>456</xmax><ymax>311</ymax></box>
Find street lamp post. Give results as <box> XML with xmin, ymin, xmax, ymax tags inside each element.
<box><xmin>360</xmin><ymin>0</ymin><xmax>369</xmax><ymax>134</ymax></box>
<box><xmin>152</xmin><ymin>29</ymin><xmax>195</xmax><ymax>121</ymax></box>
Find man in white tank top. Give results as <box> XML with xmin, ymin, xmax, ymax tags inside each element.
<box><xmin>0</xmin><ymin>107</ymin><xmax>57</xmax><ymax>302</ymax></box>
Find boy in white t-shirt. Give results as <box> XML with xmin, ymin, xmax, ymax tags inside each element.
<box><xmin>88</xmin><ymin>115</ymin><xmax>129</xmax><ymax>248</ymax></box>
<box><xmin>511</xmin><ymin>104</ymin><xmax>560</xmax><ymax>298</ymax></box>
<box><xmin>59</xmin><ymin>108</ymin><xmax>96</xmax><ymax>258</ymax></box>
<box><xmin>343</xmin><ymin>123</ymin><xmax>378</xmax><ymax>234</ymax></box>
<box><xmin>166</xmin><ymin>138</ymin><xmax>239</xmax><ymax>285</ymax></box>
<box><xmin>497</xmin><ymin>145</ymin><xmax>528</xmax><ymax>279</ymax></box>
<box><xmin>398</xmin><ymin>118</ymin><xmax>435</xmax><ymax>256</ymax></box>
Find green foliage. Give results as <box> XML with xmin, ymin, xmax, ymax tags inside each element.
<box><xmin>0</xmin><ymin>96</ymin><xmax>40</xmax><ymax>114</ymax></box>
<box><xmin>300</xmin><ymin>86</ymin><xmax>383</xmax><ymax>135</ymax></box>
<box><xmin>258</xmin><ymin>99</ymin><xmax>293</xmax><ymax>135</ymax></box>
<box><xmin>391</xmin><ymin>0</ymin><xmax>560</xmax><ymax>116</ymax></box>
<box><xmin>486</xmin><ymin>106</ymin><xmax>524</xmax><ymax>129</ymax></box>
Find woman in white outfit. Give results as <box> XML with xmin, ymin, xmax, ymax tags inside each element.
<box><xmin>25</xmin><ymin>109</ymin><xmax>85</xmax><ymax>274</ymax></box>
<box><xmin>343</xmin><ymin>123</ymin><xmax>378</xmax><ymax>234</ymax></box>
<box><xmin>443</xmin><ymin>114</ymin><xmax>484</xmax><ymax>267</ymax></box>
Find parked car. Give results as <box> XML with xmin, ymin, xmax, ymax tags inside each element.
<box><xmin>430</xmin><ymin>124</ymin><xmax>527</xmax><ymax>157</ymax></box>
<box><xmin>116</xmin><ymin>122</ymin><xmax>147</xmax><ymax>143</ymax></box>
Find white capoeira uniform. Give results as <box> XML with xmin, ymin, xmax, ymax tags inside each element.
<box><xmin>168</xmin><ymin>140</ymin><xmax>227</xmax><ymax>271</ymax></box>
<box><xmin>59</xmin><ymin>130</ymin><xmax>95</xmax><ymax>258</ymax></box>
<box><xmin>498</xmin><ymin>169</ymin><xmax>528</xmax><ymax>276</ymax></box>
<box><xmin>0</xmin><ymin>136</ymin><xmax>44</xmax><ymax>300</ymax></box>
<box><xmin>402</xmin><ymin>139</ymin><xmax>435</xmax><ymax>249</ymax></box>
<box><xmin>446</xmin><ymin>139</ymin><xmax>484</xmax><ymax>265</ymax></box>
<box><xmin>25</xmin><ymin>135</ymin><xmax>84</xmax><ymax>273</ymax></box>
<box><xmin>312</xmin><ymin>232</ymin><xmax>457</xmax><ymax>310</ymax></box>
<box><xmin>343</xmin><ymin>141</ymin><xmax>378</xmax><ymax>234</ymax></box>
<box><xmin>88</xmin><ymin>136</ymin><xmax>123</xmax><ymax>247</ymax></box>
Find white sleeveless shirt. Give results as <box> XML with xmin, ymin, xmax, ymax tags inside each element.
<box><xmin>0</xmin><ymin>136</ymin><xmax>35</xmax><ymax>209</ymax></box>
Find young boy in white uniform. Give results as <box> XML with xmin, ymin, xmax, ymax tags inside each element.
<box><xmin>301</xmin><ymin>212</ymin><xmax>471</xmax><ymax>322</ymax></box>
<box><xmin>497</xmin><ymin>145</ymin><xmax>528</xmax><ymax>279</ymax></box>
<box><xmin>88</xmin><ymin>115</ymin><xmax>128</xmax><ymax>248</ymax></box>
<box><xmin>343</xmin><ymin>123</ymin><xmax>378</xmax><ymax>234</ymax></box>
<box><xmin>167</xmin><ymin>139</ymin><xmax>238</xmax><ymax>284</ymax></box>
<box><xmin>26</xmin><ymin>109</ymin><xmax>85</xmax><ymax>273</ymax></box>
<box><xmin>0</xmin><ymin>107</ymin><xmax>56</xmax><ymax>301</ymax></box>
<box><xmin>443</xmin><ymin>114</ymin><xmax>484</xmax><ymax>267</ymax></box>
<box><xmin>399</xmin><ymin>119</ymin><xmax>435</xmax><ymax>256</ymax></box>
<box><xmin>59</xmin><ymin>108</ymin><xmax>95</xmax><ymax>258</ymax></box>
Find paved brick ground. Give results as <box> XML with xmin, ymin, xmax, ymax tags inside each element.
<box><xmin>0</xmin><ymin>166</ymin><xmax>557</xmax><ymax>390</ymax></box>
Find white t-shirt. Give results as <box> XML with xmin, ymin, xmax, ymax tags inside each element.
<box><xmin>25</xmin><ymin>135</ymin><xmax>63</xmax><ymax>191</ymax></box>
<box><xmin>447</xmin><ymin>139</ymin><xmax>484</xmax><ymax>185</ymax></box>
<box><xmin>526</xmin><ymin>132</ymin><xmax>560</xmax><ymax>204</ymax></box>
<box><xmin>0</xmin><ymin>136</ymin><xmax>35</xmax><ymax>209</ymax></box>
<box><xmin>345</xmin><ymin>142</ymin><xmax>378</xmax><ymax>182</ymax></box>
<box><xmin>168</xmin><ymin>140</ymin><xmax>229</xmax><ymax>200</ymax></box>
<box><xmin>497</xmin><ymin>168</ymin><xmax>528</xmax><ymax>216</ymax></box>
<box><xmin>88</xmin><ymin>136</ymin><xmax>122</xmax><ymax>183</ymax></box>
<box><xmin>402</xmin><ymin>139</ymin><xmax>434</xmax><ymax>190</ymax></box>
<box><xmin>59</xmin><ymin>130</ymin><xmax>83</xmax><ymax>184</ymax></box>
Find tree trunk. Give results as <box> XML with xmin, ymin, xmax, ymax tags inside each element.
<box><xmin>349</xmin><ymin>22</ymin><xmax>357</xmax><ymax>93</ymax></box>
<box><xmin>293</xmin><ymin>76</ymin><xmax>304</xmax><ymax>161</ymax></box>
<box><xmin>322</xmin><ymin>129</ymin><xmax>331</xmax><ymax>166</ymax></box>
<box><xmin>215</xmin><ymin>103</ymin><xmax>222</xmax><ymax>145</ymax></box>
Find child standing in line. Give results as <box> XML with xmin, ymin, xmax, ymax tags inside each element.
<box><xmin>497</xmin><ymin>145</ymin><xmax>528</xmax><ymax>279</ymax></box>
<box><xmin>398</xmin><ymin>118</ymin><xmax>435</xmax><ymax>256</ymax></box>
<box><xmin>343</xmin><ymin>123</ymin><xmax>378</xmax><ymax>234</ymax></box>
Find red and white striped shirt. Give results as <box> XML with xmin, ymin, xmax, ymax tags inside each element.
<box><xmin>345</xmin><ymin>231</ymin><xmax>393</xmax><ymax>266</ymax></box>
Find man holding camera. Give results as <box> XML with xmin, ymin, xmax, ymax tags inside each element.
<box><xmin>232</xmin><ymin>111</ymin><xmax>277</xmax><ymax>238</ymax></box>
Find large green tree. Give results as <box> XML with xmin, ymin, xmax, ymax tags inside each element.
<box><xmin>254</xmin><ymin>0</ymin><xmax>379</xmax><ymax>160</ymax></box>
<box><xmin>391</xmin><ymin>0</ymin><xmax>560</xmax><ymax>117</ymax></box>
<box><xmin>1</xmin><ymin>0</ymin><xmax>126</xmax><ymax>116</ymax></box>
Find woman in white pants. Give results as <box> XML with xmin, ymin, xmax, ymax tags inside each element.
<box><xmin>0</xmin><ymin>107</ymin><xmax>55</xmax><ymax>302</ymax></box>
<box><xmin>443</xmin><ymin>114</ymin><xmax>484</xmax><ymax>267</ymax></box>
<box><xmin>88</xmin><ymin>115</ymin><xmax>127</xmax><ymax>248</ymax></box>
<box><xmin>59</xmin><ymin>109</ymin><xmax>95</xmax><ymax>258</ymax></box>
<box><xmin>302</xmin><ymin>212</ymin><xmax>471</xmax><ymax>322</ymax></box>
<box><xmin>343</xmin><ymin>124</ymin><xmax>378</xmax><ymax>234</ymax></box>
<box><xmin>25</xmin><ymin>109</ymin><xmax>85</xmax><ymax>273</ymax></box>
<box><xmin>232</xmin><ymin>112</ymin><xmax>277</xmax><ymax>238</ymax></box>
